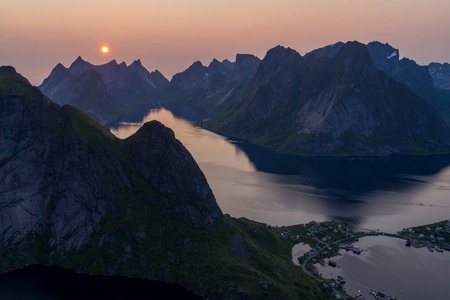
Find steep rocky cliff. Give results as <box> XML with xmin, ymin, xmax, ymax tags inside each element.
<box><xmin>1</xmin><ymin>66</ymin><xmax>330</xmax><ymax>299</ymax></box>
<box><xmin>1</xmin><ymin>65</ymin><xmax>221</xmax><ymax>253</ymax></box>
<box><xmin>429</xmin><ymin>62</ymin><xmax>450</xmax><ymax>90</ymax></box>
<box><xmin>202</xmin><ymin>42</ymin><xmax>450</xmax><ymax>155</ymax></box>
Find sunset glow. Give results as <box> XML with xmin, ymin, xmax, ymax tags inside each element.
<box><xmin>1</xmin><ymin>0</ymin><xmax>450</xmax><ymax>85</ymax></box>
<box><xmin>101</xmin><ymin>46</ymin><xmax>109</xmax><ymax>53</ymax></box>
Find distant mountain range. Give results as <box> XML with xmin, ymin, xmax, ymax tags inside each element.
<box><xmin>38</xmin><ymin>41</ymin><xmax>450</xmax><ymax>155</ymax></box>
<box><xmin>39</xmin><ymin>57</ymin><xmax>169</xmax><ymax>125</ymax></box>
<box><xmin>178</xmin><ymin>41</ymin><xmax>450</xmax><ymax>155</ymax></box>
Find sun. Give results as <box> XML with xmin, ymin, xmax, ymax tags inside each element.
<box><xmin>101</xmin><ymin>46</ymin><xmax>109</xmax><ymax>53</ymax></box>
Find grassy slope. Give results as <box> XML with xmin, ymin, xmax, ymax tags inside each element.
<box><xmin>0</xmin><ymin>95</ymin><xmax>331</xmax><ymax>299</ymax></box>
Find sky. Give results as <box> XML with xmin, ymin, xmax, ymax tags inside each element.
<box><xmin>1</xmin><ymin>0</ymin><xmax>450</xmax><ymax>86</ymax></box>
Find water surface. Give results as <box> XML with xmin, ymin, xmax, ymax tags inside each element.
<box><xmin>109</xmin><ymin>108</ymin><xmax>450</xmax><ymax>232</ymax></box>
<box><xmin>315</xmin><ymin>236</ymin><xmax>450</xmax><ymax>300</ymax></box>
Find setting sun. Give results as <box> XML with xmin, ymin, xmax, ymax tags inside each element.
<box><xmin>101</xmin><ymin>46</ymin><xmax>109</xmax><ymax>53</ymax></box>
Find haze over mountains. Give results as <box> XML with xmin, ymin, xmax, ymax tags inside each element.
<box><xmin>39</xmin><ymin>40</ymin><xmax>450</xmax><ymax>155</ymax></box>
<box><xmin>39</xmin><ymin>57</ymin><xmax>169</xmax><ymax>125</ymax></box>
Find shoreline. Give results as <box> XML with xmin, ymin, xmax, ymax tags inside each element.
<box><xmin>288</xmin><ymin>219</ymin><xmax>450</xmax><ymax>299</ymax></box>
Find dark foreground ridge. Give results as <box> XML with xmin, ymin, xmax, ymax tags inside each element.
<box><xmin>0</xmin><ymin>66</ymin><xmax>333</xmax><ymax>299</ymax></box>
<box><xmin>0</xmin><ymin>265</ymin><xmax>201</xmax><ymax>300</ymax></box>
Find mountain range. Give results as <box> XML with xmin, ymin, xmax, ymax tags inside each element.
<box><xmin>0</xmin><ymin>66</ymin><xmax>332</xmax><ymax>299</ymax></box>
<box><xmin>188</xmin><ymin>42</ymin><xmax>450</xmax><ymax>155</ymax></box>
<box><xmin>39</xmin><ymin>57</ymin><xmax>169</xmax><ymax>125</ymax></box>
<box><xmin>39</xmin><ymin>40</ymin><xmax>450</xmax><ymax>155</ymax></box>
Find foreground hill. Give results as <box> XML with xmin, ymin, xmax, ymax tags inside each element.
<box><xmin>200</xmin><ymin>42</ymin><xmax>450</xmax><ymax>155</ymax></box>
<box><xmin>0</xmin><ymin>66</ymin><xmax>331</xmax><ymax>299</ymax></box>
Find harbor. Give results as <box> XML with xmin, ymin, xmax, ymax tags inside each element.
<box><xmin>313</xmin><ymin>235</ymin><xmax>450</xmax><ymax>299</ymax></box>
<box><xmin>286</xmin><ymin>219</ymin><xmax>450</xmax><ymax>299</ymax></box>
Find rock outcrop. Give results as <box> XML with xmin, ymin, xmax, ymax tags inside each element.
<box><xmin>1</xmin><ymin>66</ymin><xmax>221</xmax><ymax>255</ymax></box>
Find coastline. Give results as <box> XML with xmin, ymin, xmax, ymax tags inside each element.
<box><xmin>288</xmin><ymin>219</ymin><xmax>450</xmax><ymax>299</ymax></box>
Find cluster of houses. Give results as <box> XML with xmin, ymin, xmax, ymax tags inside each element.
<box><xmin>305</xmin><ymin>221</ymin><xmax>352</xmax><ymax>238</ymax></box>
<box><xmin>405</xmin><ymin>223</ymin><xmax>448</xmax><ymax>244</ymax></box>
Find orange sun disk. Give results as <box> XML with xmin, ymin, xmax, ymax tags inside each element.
<box><xmin>102</xmin><ymin>46</ymin><xmax>109</xmax><ymax>53</ymax></box>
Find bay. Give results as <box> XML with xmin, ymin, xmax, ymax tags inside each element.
<box><xmin>315</xmin><ymin>236</ymin><xmax>450</xmax><ymax>300</ymax></box>
<box><xmin>109</xmin><ymin>107</ymin><xmax>450</xmax><ymax>233</ymax></box>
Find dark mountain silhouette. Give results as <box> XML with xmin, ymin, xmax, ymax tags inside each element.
<box><xmin>39</xmin><ymin>57</ymin><xmax>169</xmax><ymax>124</ymax></box>
<box><xmin>200</xmin><ymin>42</ymin><xmax>450</xmax><ymax>155</ymax></box>
<box><xmin>429</xmin><ymin>62</ymin><xmax>450</xmax><ymax>90</ymax></box>
<box><xmin>1</xmin><ymin>66</ymin><xmax>331</xmax><ymax>300</ymax></box>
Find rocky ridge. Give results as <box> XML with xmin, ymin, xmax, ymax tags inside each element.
<box><xmin>200</xmin><ymin>42</ymin><xmax>450</xmax><ymax>155</ymax></box>
<box><xmin>1</xmin><ymin>66</ymin><xmax>330</xmax><ymax>299</ymax></box>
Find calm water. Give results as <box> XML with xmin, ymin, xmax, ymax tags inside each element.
<box><xmin>110</xmin><ymin>108</ymin><xmax>450</xmax><ymax>233</ymax></box>
<box><xmin>4</xmin><ymin>107</ymin><xmax>450</xmax><ymax>299</ymax></box>
<box><xmin>316</xmin><ymin>236</ymin><xmax>450</xmax><ymax>300</ymax></box>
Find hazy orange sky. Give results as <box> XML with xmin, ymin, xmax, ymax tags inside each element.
<box><xmin>1</xmin><ymin>0</ymin><xmax>450</xmax><ymax>85</ymax></box>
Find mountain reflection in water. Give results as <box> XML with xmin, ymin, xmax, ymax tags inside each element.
<box><xmin>109</xmin><ymin>108</ymin><xmax>450</xmax><ymax>232</ymax></box>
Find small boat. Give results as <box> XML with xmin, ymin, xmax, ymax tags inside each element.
<box><xmin>352</xmin><ymin>247</ymin><xmax>363</xmax><ymax>254</ymax></box>
<box><xmin>370</xmin><ymin>290</ymin><xmax>398</xmax><ymax>300</ymax></box>
<box><xmin>435</xmin><ymin>245</ymin><xmax>444</xmax><ymax>252</ymax></box>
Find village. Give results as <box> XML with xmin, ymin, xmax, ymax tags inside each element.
<box><xmin>278</xmin><ymin>219</ymin><xmax>450</xmax><ymax>299</ymax></box>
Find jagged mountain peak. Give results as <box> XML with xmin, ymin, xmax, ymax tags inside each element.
<box><xmin>208</xmin><ymin>58</ymin><xmax>220</xmax><ymax>66</ymax></box>
<box><xmin>367</xmin><ymin>41</ymin><xmax>400</xmax><ymax>74</ymax></box>
<box><xmin>191</xmin><ymin>60</ymin><xmax>205</xmax><ymax>69</ymax></box>
<box><xmin>253</xmin><ymin>45</ymin><xmax>302</xmax><ymax>83</ymax></box>
<box><xmin>39</xmin><ymin>56</ymin><xmax>170</xmax><ymax>122</ymax></box>
<box><xmin>127</xmin><ymin>119</ymin><xmax>176</xmax><ymax>144</ymax></box>
<box><xmin>262</xmin><ymin>45</ymin><xmax>301</xmax><ymax>65</ymax></box>
<box><xmin>68</xmin><ymin>56</ymin><xmax>93</xmax><ymax>77</ymax></box>
<box><xmin>130</xmin><ymin>59</ymin><xmax>142</xmax><ymax>68</ymax></box>
<box><xmin>266</xmin><ymin>45</ymin><xmax>296</xmax><ymax>56</ymax></box>
<box><xmin>170</xmin><ymin>61</ymin><xmax>208</xmax><ymax>90</ymax></box>
<box><xmin>305</xmin><ymin>41</ymin><xmax>344</xmax><ymax>58</ymax></box>
<box><xmin>74</xmin><ymin>56</ymin><xmax>84</xmax><ymax>63</ymax></box>
<box><xmin>336</xmin><ymin>41</ymin><xmax>369</xmax><ymax>57</ymax></box>
<box><xmin>207</xmin><ymin>58</ymin><xmax>233</xmax><ymax>76</ymax></box>
<box><xmin>332</xmin><ymin>41</ymin><xmax>378</xmax><ymax>76</ymax></box>
<box><xmin>54</xmin><ymin>63</ymin><xmax>66</xmax><ymax>70</ymax></box>
<box><xmin>230</xmin><ymin>54</ymin><xmax>260</xmax><ymax>82</ymax></box>
<box><xmin>151</xmin><ymin>69</ymin><xmax>163</xmax><ymax>76</ymax></box>
<box><xmin>70</xmin><ymin>56</ymin><xmax>88</xmax><ymax>67</ymax></box>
